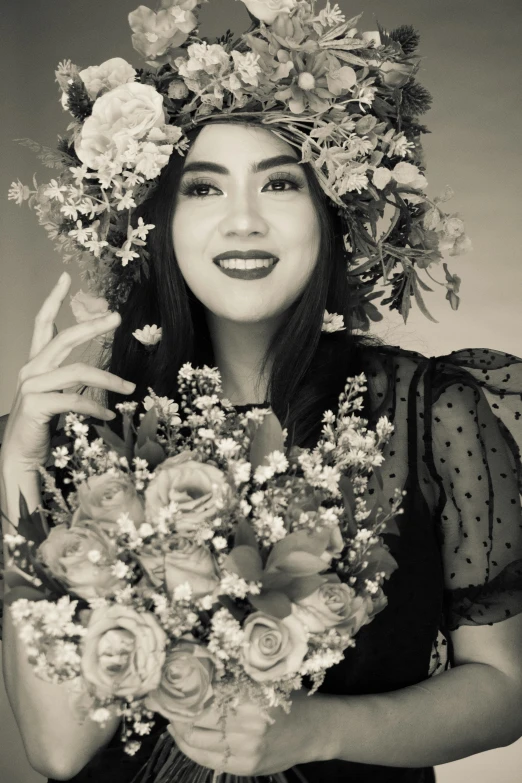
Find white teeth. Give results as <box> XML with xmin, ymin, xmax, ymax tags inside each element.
<box><xmin>217</xmin><ymin>258</ymin><xmax>276</xmax><ymax>270</ymax></box>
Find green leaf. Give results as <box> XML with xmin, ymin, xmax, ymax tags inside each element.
<box><xmin>269</xmin><ymin>551</ymin><xmax>327</xmax><ymax>577</ymax></box>
<box><xmin>262</xmin><ymin>570</ymin><xmax>297</xmax><ymax>592</ymax></box>
<box><xmin>134</xmin><ymin>440</ymin><xmax>166</xmax><ymax>469</ymax></box>
<box><xmin>415</xmin><ymin>274</ymin><xmax>434</xmax><ymax>293</ymax></box>
<box><xmin>249</xmin><ymin>411</ymin><xmax>285</xmax><ymax>470</ymax></box>
<box><xmin>223</xmin><ymin>546</ymin><xmax>263</xmax><ymax>581</ymax></box>
<box><xmin>17</xmin><ymin>493</ymin><xmax>48</xmax><ymax>546</ymax></box>
<box><xmin>358</xmin><ymin>546</ymin><xmax>398</xmax><ymax>581</ymax></box>
<box><xmin>373</xmin><ymin>466</ymin><xmax>384</xmax><ymax>492</ymax></box>
<box><xmin>283</xmin><ymin>575</ymin><xmax>326</xmax><ymax>602</ymax></box>
<box><xmin>15</xmin><ymin>138</ymin><xmax>75</xmax><ymax>169</ymax></box>
<box><xmin>5</xmin><ymin>569</ymin><xmax>40</xmax><ymax>590</ymax></box>
<box><xmin>339</xmin><ymin>475</ymin><xmax>357</xmax><ymax>537</ymax></box>
<box><xmin>266</xmin><ymin>530</ymin><xmax>326</xmax><ymax>573</ymax></box>
<box><xmin>137</xmin><ymin>406</ymin><xmax>159</xmax><ymax>449</ymax></box>
<box><xmin>217</xmin><ymin>594</ymin><xmax>248</xmax><ymax>623</ymax></box>
<box><xmin>27</xmin><ymin>549</ymin><xmax>69</xmax><ymax>598</ymax></box>
<box><xmin>411</xmin><ymin>273</ymin><xmax>438</xmax><ymax>323</ymax></box>
<box><xmin>335</xmin><ymin>50</ymin><xmax>367</xmax><ymax>67</ymax></box>
<box><xmin>234</xmin><ymin>520</ymin><xmax>258</xmax><ymax>550</ymax></box>
<box><xmin>383</xmin><ymin>517</ymin><xmax>401</xmax><ymax>536</ymax></box>
<box><xmin>94</xmin><ymin>424</ymin><xmax>129</xmax><ymax>460</ymax></box>
<box><xmin>122</xmin><ymin>414</ymin><xmax>135</xmax><ymax>455</ymax></box>
<box><xmin>4</xmin><ymin>584</ymin><xmax>47</xmax><ymax>605</ymax></box>
<box><xmin>400</xmin><ymin>278</ymin><xmax>412</xmax><ymax>323</ymax></box>
<box><xmin>249</xmin><ymin>590</ymin><xmax>292</xmax><ymax>619</ymax></box>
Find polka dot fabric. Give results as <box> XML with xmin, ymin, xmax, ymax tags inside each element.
<box><xmin>425</xmin><ymin>348</ymin><xmax>522</xmax><ymax>630</ymax></box>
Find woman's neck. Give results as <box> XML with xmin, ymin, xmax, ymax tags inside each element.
<box><xmin>206</xmin><ymin>313</ymin><xmax>282</xmax><ymax>405</ymax></box>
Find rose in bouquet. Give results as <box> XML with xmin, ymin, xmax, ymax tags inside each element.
<box><xmin>2</xmin><ymin>364</ymin><xmax>402</xmax><ymax>781</ymax></box>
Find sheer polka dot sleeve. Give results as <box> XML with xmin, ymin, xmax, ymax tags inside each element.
<box><xmin>425</xmin><ymin>349</ymin><xmax>522</xmax><ymax>630</ymax></box>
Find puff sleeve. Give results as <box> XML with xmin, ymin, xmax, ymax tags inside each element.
<box><xmin>424</xmin><ymin>349</ymin><xmax>522</xmax><ymax>631</ymax></box>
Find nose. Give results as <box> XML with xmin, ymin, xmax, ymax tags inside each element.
<box><xmin>219</xmin><ymin>188</ymin><xmax>269</xmax><ymax>238</ymax></box>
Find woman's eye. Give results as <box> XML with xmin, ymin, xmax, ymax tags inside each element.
<box><xmin>264</xmin><ymin>177</ymin><xmax>302</xmax><ymax>192</ymax></box>
<box><xmin>180</xmin><ymin>180</ymin><xmax>220</xmax><ymax>198</ymax></box>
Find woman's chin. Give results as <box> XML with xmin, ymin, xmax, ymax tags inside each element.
<box><xmin>205</xmin><ymin>302</ymin><xmax>288</xmax><ymax>325</ymax></box>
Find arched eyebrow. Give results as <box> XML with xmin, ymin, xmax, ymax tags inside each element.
<box><xmin>181</xmin><ymin>154</ymin><xmax>301</xmax><ymax>176</ymax></box>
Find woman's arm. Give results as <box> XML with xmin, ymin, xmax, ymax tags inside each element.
<box><xmin>169</xmin><ymin>614</ymin><xmax>522</xmax><ymax>775</ymax></box>
<box><xmin>320</xmin><ymin>615</ymin><xmax>522</xmax><ymax>768</ymax></box>
<box><xmin>1</xmin><ymin>463</ymin><xmax>120</xmax><ymax>781</ymax></box>
<box><xmin>0</xmin><ymin>273</ymin><xmax>134</xmax><ymax>780</ymax></box>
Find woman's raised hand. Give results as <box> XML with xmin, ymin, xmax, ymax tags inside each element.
<box><xmin>1</xmin><ymin>272</ymin><xmax>136</xmax><ymax>472</ymax></box>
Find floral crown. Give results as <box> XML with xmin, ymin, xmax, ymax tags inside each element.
<box><xmin>9</xmin><ymin>0</ymin><xmax>470</xmax><ymax>332</ymax></box>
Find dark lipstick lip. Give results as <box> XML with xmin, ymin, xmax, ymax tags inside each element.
<box><xmin>213</xmin><ymin>250</ymin><xmax>279</xmax><ymax>261</ymax></box>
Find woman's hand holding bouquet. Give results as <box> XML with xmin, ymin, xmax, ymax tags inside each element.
<box><xmin>171</xmin><ymin>687</ymin><xmax>336</xmax><ymax>776</ymax></box>
<box><xmin>2</xmin><ymin>287</ymin><xmax>403</xmax><ymax>781</ymax></box>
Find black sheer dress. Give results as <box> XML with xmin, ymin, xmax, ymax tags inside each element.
<box><xmin>2</xmin><ymin>345</ymin><xmax>521</xmax><ymax>783</ymax></box>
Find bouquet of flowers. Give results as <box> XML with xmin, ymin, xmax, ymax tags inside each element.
<box><xmin>3</xmin><ymin>364</ymin><xmax>402</xmax><ymax>782</ymax></box>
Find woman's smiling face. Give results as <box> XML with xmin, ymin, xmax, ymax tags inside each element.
<box><xmin>172</xmin><ymin>122</ymin><xmax>321</xmax><ymax>323</ymax></box>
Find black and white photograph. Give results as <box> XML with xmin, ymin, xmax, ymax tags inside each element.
<box><xmin>1</xmin><ymin>2</ymin><xmax>521</xmax><ymax>782</ymax></box>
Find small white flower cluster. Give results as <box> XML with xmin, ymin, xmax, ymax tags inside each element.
<box><xmin>115</xmin><ymin>401</ymin><xmax>139</xmax><ymax>417</ymax></box>
<box><xmin>143</xmin><ymin>389</ymin><xmax>181</xmax><ymax>425</ymax></box>
<box><xmin>10</xmin><ymin>597</ymin><xmax>85</xmax><ymax>683</ymax></box>
<box><xmin>133</xmin><ymin>324</ymin><xmax>162</xmax><ymax>346</ymax></box>
<box><xmin>322</xmin><ymin>311</ymin><xmax>346</xmax><ymax>333</ymax></box>
<box><xmin>219</xmin><ymin>573</ymin><xmax>261</xmax><ymax>599</ymax></box>
<box><xmin>207</xmin><ymin>608</ymin><xmax>245</xmax><ymax>662</ymax></box>
<box><xmin>115</xmin><ymin>216</ymin><xmax>155</xmax><ymax>265</ymax></box>
<box><xmin>132</xmin><ymin>457</ymin><xmax>152</xmax><ymax>492</ymax></box>
<box><xmin>297</xmin><ymin>451</ymin><xmax>342</xmax><ymax>495</ymax></box>
<box><xmin>4</xmin><ymin>532</ymin><xmax>27</xmax><ymax>550</ymax></box>
<box><xmin>315</xmin><ymin>373</ymin><xmax>394</xmax><ymax>477</ymax></box>
<box><xmin>252</xmin><ymin>508</ymin><xmax>287</xmax><ymax>545</ymax></box>
<box><xmin>120</xmin><ymin>701</ymin><xmax>155</xmax><ymax>752</ymax></box>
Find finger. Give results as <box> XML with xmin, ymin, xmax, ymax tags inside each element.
<box><xmin>29</xmin><ymin>311</ymin><xmax>121</xmax><ymax>374</ymax></box>
<box><xmin>29</xmin><ymin>272</ymin><xmax>71</xmax><ymax>360</ymax></box>
<box><xmin>183</xmin><ymin>728</ymin><xmax>257</xmax><ymax>755</ymax></box>
<box><xmin>20</xmin><ymin>364</ymin><xmax>135</xmax><ymax>397</ymax></box>
<box><xmin>20</xmin><ymin>391</ymin><xmax>117</xmax><ymax>422</ymax></box>
<box><xmin>190</xmin><ymin>704</ymin><xmax>227</xmax><ymax>730</ymax></box>
<box><xmin>171</xmin><ymin>725</ymin><xmax>225</xmax><ymax>753</ymax></box>
<box><xmin>172</xmin><ymin>731</ymin><xmax>258</xmax><ymax>778</ymax></box>
<box><xmin>169</xmin><ymin>728</ymin><xmax>224</xmax><ymax>771</ymax></box>
<box><xmin>190</xmin><ymin>701</ymin><xmax>266</xmax><ymax>733</ymax></box>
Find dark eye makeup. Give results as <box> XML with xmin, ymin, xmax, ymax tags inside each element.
<box><xmin>178</xmin><ymin>171</ymin><xmax>306</xmax><ymax>199</ymax></box>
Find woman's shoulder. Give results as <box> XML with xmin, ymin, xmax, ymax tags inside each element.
<box><xmin>355</xmin><ymin>341</ymin><xmax>432</xmax><ymax>410</ymax></box>
<box><xmin>357</xmin><ymin>339</ymin><xmax>431</xmax><ymax>373</ymax></box>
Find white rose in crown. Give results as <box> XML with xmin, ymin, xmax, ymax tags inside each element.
<box><xmin>75</xmin><ymin>82</ymin><xmax>165</xmax><ymax>170</ymax></box>
<box><xmin>239</xmin><ymin>0</ymin><xmax>297</xmax><ymax>25</ymax></box>
<box><xmin>79</xmin><ymin>57</ymin><xmax>136</xmax><ymax>100</ymax></box>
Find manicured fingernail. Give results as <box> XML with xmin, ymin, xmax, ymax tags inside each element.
<box><xmin>59</xmin><ymin>271</ymin><xmax>69</xmax><ymax>284</ymax></box>
<box><xmin>123</xmin><ymin>381</ymin><xmax>136</xmax><ymax>391</ymax></box>
<box><xmin>106</xmin><ymin>410</ymin><xmax>116</xmax><ymax>419</ymax></box>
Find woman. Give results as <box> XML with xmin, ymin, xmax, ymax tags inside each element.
<box><xmin>1</xmin><ymin>119</ymin><xmax>522</xmax><ymax>783</ymax></box>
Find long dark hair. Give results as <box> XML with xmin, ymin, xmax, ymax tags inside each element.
<box><xmin>106</xmin><ymin>123</ymin><xmax>375</xmax><ymax>448</ymax></box>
